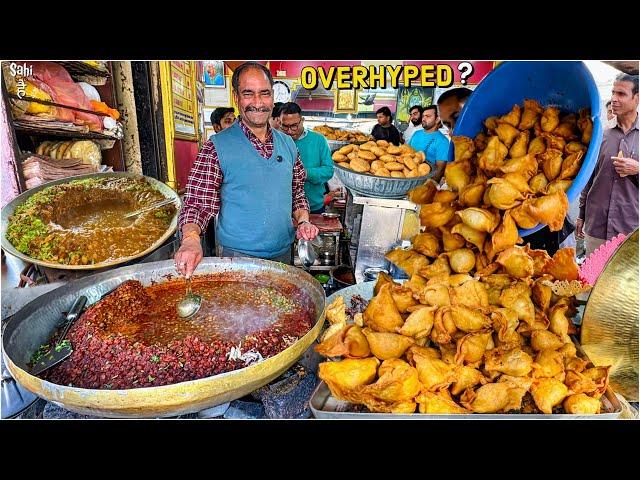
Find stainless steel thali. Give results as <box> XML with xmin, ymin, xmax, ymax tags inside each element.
<box><xmin>1</xmin><ymin>172</ymin><xmax>181</xmax><ymax>270</ymax></box>
<box><xmin>2</xmin><ymin>257</ymin><xmax>326</xmax><ymax>418</ymax></box>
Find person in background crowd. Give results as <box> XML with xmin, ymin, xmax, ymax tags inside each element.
<box><xmin>436</xmin><ymin>87</ymin><xmax>473</xmax><ymax>135</ymax></box>
<box><xmin>403</xmin><ymin>104</ymin><xmax>424</xmax><ymax>144</ymax></box>
<box><xmin>270</xmin><ymin>102</ymin><xmax>284</xmax><ymax>130</ymax></box>
<box><xmin>577</xmin><ymin>73</ymin><xmax>639</xmax><ymax>256</ymax></box>
<box><xmin>175</xmin><ymin>62</ymin><xmax>318</xmax><ymax>276</ymax></box>
<box><xmin>604</xmin><ymin>99</ymin><xmax>617</xmax><ymax>129</ymax></box>
<box><xmin>279</xmin><ymin>102</ymin><xmax>334</xmax><ymax>214</ymax></box>
<box><xmin>371</xmin><ymin>106</ymin><xmax>402</xmax><ymax>146</ymax></box>
<box><xmin>408</xmin><ymin>105</ymin><xmax>451</xmax><ymax>183</ymax></box>
<box><xmin>209</xmin><ymin>107</ymin><xmax>236</xmax><ymax>140</ymax></box>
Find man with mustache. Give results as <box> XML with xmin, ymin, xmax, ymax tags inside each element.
<box><xmin>175</xmin><ymin>62</ymin><xmax>318</xmax><ymax>277</ymax></box>
<box><xmin>403</xmin><ymin>104</ymin><xmax>424</xmax><ymax>144</ymax></box>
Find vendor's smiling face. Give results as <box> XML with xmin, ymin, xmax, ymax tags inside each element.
<box><xmin>235</xmin><ymin>67</ymin><xmax>273</xmax><ymax>129</ymax></box>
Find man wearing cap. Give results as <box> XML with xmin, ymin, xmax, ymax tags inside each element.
<box><xmin>175</xmin><ymin>62</ymin><xmax>319</xmax><ymax>277</ymax></box>
<box><xmin>209</xmin><ymin>107</ymin><xmax>236</xmax><ymax>140</ymax></box>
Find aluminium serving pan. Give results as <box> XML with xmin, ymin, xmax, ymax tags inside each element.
<box><xmin>2</xmin><ymin>257</ymin><xmax>326</xmax><ymax>418</ymax></box>
<box><xmin>310</xmin><ymin>282</ymin><xmax>622</xmax><ymax>419</ymax></box>
<box><xmin>1</xmin><ymin>172</ymin><xmax>181</xmax><ymax>270</ymax></box>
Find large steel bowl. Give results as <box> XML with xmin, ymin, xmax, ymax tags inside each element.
<box><xmin>450</xmin><ymin>61</ymin><xmax>603</xmax><ymax>237</ymax></box>
<box><xmin>2</xmin><ymin>257</ymin><xmax>326</xmax><ymax>418</ymax></box>
<box><xmin>334</xmin><ymin>161</ymin><xmax>435</xmax><ymax>199</ymax></box>
<box><xmin>1</xmin><ymin>172</ymin><xmax>181</xmax><ymax>270</ymax></box>
<box><xmin>327</xmin><ymin>140</ymin><xmax>350</xmax><ymax>152</ymax></box>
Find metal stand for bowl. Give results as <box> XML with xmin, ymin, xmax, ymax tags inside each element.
<box><xmin>344</xmin><ymin>193</ymin><xmax>419</xmax><ymax>284</ymax></box>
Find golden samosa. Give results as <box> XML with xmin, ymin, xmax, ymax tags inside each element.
<box><xmin>519</xmin><ymin>99</ymin><xmax>544</xmax><ymax>130</ymax></box>
<box><xmin>532</xmin><ymin>349</ymin><xmax>565</xmax><ymax>379</ymax></box>
<box><xmin>452</xmin><ymin>135</ymin><xmax>475</xmax><ymax>162</ymax></box>
<box><xmin>484</xmin><ymin>115</ymin><xmax>499</xmax><ymax>132</ymax></box>
<box><xmin>325</xmin><ymin>295</ymin><xmax>348</xmax><ymax>325</ymax></box>
<box><xmin>490</xmin><ymin>211</ymin><xmax>520</xmax><ymax>256</ymax></box>
<box><xmin>450</xmin><ymin>280</ymin><xmax>490</xmax><ymax>308</ymax></box>
<box><xmin>548</xmin><ymin>303</ymin><xmax>571</xmax><ymax>343</ymax></box>
<box><xmin>559</xmin><ymin>150</ymin><xmax>583</xmax><ymax>180</ymax></box>
<box><xmin>408</xmin><ymin>179</ymin><xmax>438</xmax><ymax>205</ymax></box>
<box><xmin>541</xmin><ymin>106</ymin><xmax>560</xmax><ymax>132</ymax></box>
<box><xmin>478</xmin><ymin>136</ymin><xmax>508</xmax><ymax>173</ymax></box>
<box><xmin>362</xmin><ymin>328</ymin><xmax>415</xmax><ymax>360</ymax></box>
<box><xmin>434</xmin><ymin>190</ymin><xmax>458</xmax><ymax>204</ymax></box>
<box><xmin>447</xmin><ymin>305</ymin><xmax>492</xmax><ymax>332</ymax></box>
<box><xmin>458</xmin><ymin>181</ymin><xmax>486</xmax><ymax>208</ymax></box>
<box><xmin>500</xmin><ymin>104</ymin><xmax>521</xmax><ymax>128</ymax></box>
<box><xmin>545</xmin><ymin>179</ymin><xmax>572</xmax><ymax>195</ymax></box>
<box><xmin>540</xmin><ymin>148</ymin><xmax>564</xmax><ymax>181</ymax></box>
<box><xmin>577</xmin><ymin>108</ymin><xmax>593</xmax><ymax>144</ymax></box>
<box><xmin>410</xmin><ymin>349</ymin><xmax>456</xmax><ymax>391</ymax></box>
<box><xmin>509</xmin><ymin>130</ymin><xmax>530</xmax><ymax>158</ymax></box>
<box><xmin>405</xmin><ymin>274</ymin><xmax>428</xmax><ymax>297</ymax></box>
<box><xmin>397</xmin><ymin>305</ymin><xmax>436</xmax><ymax>339</ymax></box>
<box><xmin>563</xmin><ymin>394</ymin><xmax>601</xmax><ymax>414</ymax></box>
<box><xmin>316</xmin><ymin>324</ymin><xmax>371</xmax><ymax>359</ymax></box>
<box><xmin>373</xmin><ymin>270</ymin><xmax>395</xmax><ymax>296</ymax></box>
<box><xmin>440</xmin><ymin>226</ymin><xmax>466</xmax><ymax>251</ymax></box>
<box><xmin>495</xmin><ymin>122</ymin><xmax>520</xmax><ymax>147</ymax></box>
<box><xmin>532</xmin><ymin>279</ymin><xmax>553</xmax><ymax>312</ymax></box>
<box><xmin>418</xmin><ymin>254</ymin><xmax>452</xmax><ymax>279</ymax></box>
<box><xmin>510</xmin><ymin>202</ymin><xmax>539</xmax><ymax>229</ymax></box>
<box><xmin>430</xmin><ymin>307</ymin><xmax>458</xmax><ymax>345</ymax></box>
<box><xmin>460</xmin><ymin>382</ymin><xmax>526</xmax><ymax>413</ymax></box>
<box><xmin>451</xmin><ymin>223</ymin><xmax>487</xmax><ymax>251</ymax></box>
<box><xmin>405</xmin><ymin>345</ymin><xmax>441</xmax><ymax>362</ymax></box>
<box><xmin>524</xmin><ymin>246</ymin><xmax>552</xmax><ymax>276</ymax></box>
<box><xmin>530</xmin><ymin>330</ymin><xmax>565</xmax><ymax>351</ymax></box>
<box><xmin>456</xmin><ymin>207</ymin><xmax>499</xmax><ymax>233</ymax></box>
<box><xmin>363</xmin><ymin>283</ymin><xmax>404</xmax><ymax>333</ymax></box>
<box><xmin>541</xmin><ymin>132</ymin><xmax>566</xmax><ymax>152</ymax></box>
<box><xmin>484</xmin><ymin>346</ymin><xmax>534</xmax><ymax>377</ymax></box>
<box><xmin>416</xmin><ymin>389</ymin><xmax>470</xmax><ymax>414</ymax></box>
<box><xmin>455</xmin><ymin>330</ymin><xmax>493</xmax><ymax>365</ymax></box>
<box><xmin>552</xmin><ymin>121</ymin><xmax>577</xmax><ymax>139</ymax></box>
<box><xmin>444</xmin><ymin>160</ymin><xmax>471</xmax><ymax>192</ymax></box>
<box><xmin>491</xmin><ymin>307</ymin><xmax>520</xmax><ymax>343</ymax></box>
<box><xmin>528</xmin><ymin>136</ymin><xmax>547</xmax><ymax>155</ymax></box>
<box><xmin>318</xmin><ymin>357</ymin><xmax>380</xmax><ymax>401</ymax></box>
<box><xmin>418</xmin><ymin>283</ymin><xmax>450</xmax><ymax>307</ymax></box>
<box><xmin>542</xmin><ymin>247</ymin><xmax>579</xmax><ymax>281</ymax></box>
<box><xmin>496</xmin><ymin>246</ymin><xmax>535</xmax><ymax>278</ymax></box>
<box><xmin>447</xmin><ymin>248</ymin><xmax>476</xmax><ymax>273</ymax></box>
<box><xmin>450</xmin><ymin>365</ymin><xmax>487</xmax><ymax>396</ymax></box>
<box><xmin>395</xmin><ymin>250</ymin><xmax>431</xmax><ymax>277</ymax></box>
<box><xmin>487</xmin><ymin>178</ymin><xmax>525</xmax><ymax>210</ymax></box>
<box><xmin>419</xmin><ymin>202</ymin><xmax>457</xmax><ymax>228</ymax></box>
<box><xmin>582</xmin><ymin>366</ymin><xmax>611</xmax><ymax>399</ymax></box>
<box><xmin>529</xmin><ymin>173</ymin><xmax>549</xmax><ymax>194</ymax></box>
<box><xmin>475</xmin><ymin>132</ymin><xmax>489</xmax><ymax>151</ymax></box>
<box><xmin>500</xmin><ymin>283</ymin><xmax>536</xmax><ymax>325</ymax></box>
<box><xmin>502</xmin><ymin>172</ymin><xmax>534</xmax><ymax>194</ymax></box>
<box><xmin>359</xmin><ymin>359</ymin><xmax>421</xmax><ymax>403</ymax></box>
<box><xmin>412</xmin><ymin>232</ymin><xmax>441</xmax><ymax>258</ymax></box>
<box><xmin>391</xmin><ymin>285</ymin><xmax>418</xmax><ymax>313</ymax></box>
<box><xmin>523</xmin><ymin>190</ymin><xmax>569</xmax><ymax>232</ymax></box>
<box><xmin>530</xmin><ymin>378</ymin><xmax>568</xmax><ymax>414</ymax></box>
<box><xmin>565</xmin><ymin>141</ymin><xmax>587</xmax><ymax>155</ymax></box>
<box><xmin>499</xmin><ymin>154</ymin><xmax>539</xmax><ymax>178</ymax></box>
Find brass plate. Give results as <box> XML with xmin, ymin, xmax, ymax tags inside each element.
<box><xmin>581</xmin><ymin>229</ymin><xmax>639</xmax><ymax>401</ymax></box>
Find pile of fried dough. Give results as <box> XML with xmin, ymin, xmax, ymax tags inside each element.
<box><xmin>332</xmin><ymin>140</ymin><xmax>432</xmax><ymax>179</ymax></box>
<box><xmin>316</xmin><ymin>101</ymin><xmax>611</xmax><ymax>415</ymax></box>
<box><xmin>313</xmin><ymin>125</ymin><xmax>371</xmax><ymax>143</ymax></box>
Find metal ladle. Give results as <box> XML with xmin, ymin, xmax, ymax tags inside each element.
<box><xmin>297</xmin><ymin>238</ymin><xmax>321</xmax><ymax>270</ymax></box>
<box><xmin>176</xmin><ymin>276</ymin><xmax>202</xmax><ymax>318</ymax></box>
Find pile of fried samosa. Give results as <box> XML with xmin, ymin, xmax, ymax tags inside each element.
<box><xmin>317</xmin><ymin>100</ymin><xmax>611</xmax><ymax>415</ymax></box>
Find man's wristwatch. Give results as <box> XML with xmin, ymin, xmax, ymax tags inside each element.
<box><xmin>297</xmin><ymin>220</ymin><xmax>311</xmax><ymax>227</ymax></box>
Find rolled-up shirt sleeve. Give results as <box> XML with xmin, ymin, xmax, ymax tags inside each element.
<box><xmin>178</xmin><ymin>141</ymin><xmax>223</xmax><ymax>233</ymax></box>
<box><xmin>292</xmin><ymin>153</ymin><xmax>310</xmax><ymax>212</ymax></box>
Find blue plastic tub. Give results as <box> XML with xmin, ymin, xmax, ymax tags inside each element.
<box><xmin>448</xmin><ymin>61</ymin><xmax>603</xmax><ymax>236</ymax></box>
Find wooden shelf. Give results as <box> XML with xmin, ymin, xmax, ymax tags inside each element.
<box><xmin>55</xmin><ymin>61</ymin><xmax>111</xmax><ymax>79</ymax></box>
<box><xmin>13</xmin><ymin>122</ymin><xmax>121</xmax><ymax>141</ymax></box>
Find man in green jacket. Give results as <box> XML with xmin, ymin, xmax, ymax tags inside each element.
<box><xmin>280</xmin><ymin>102</ymin><xmax>334</xmax><ymax>213</ymax></box>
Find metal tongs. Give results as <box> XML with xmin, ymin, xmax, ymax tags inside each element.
<box><xmin>30</xmin><ymin>296</ymin><xmax>87</xmax><ymax>376</ymax></box>
<box><xmin>123</xmin><ymin>198</ymin><xmax>177</xmax><ymax>219</ymax></box>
